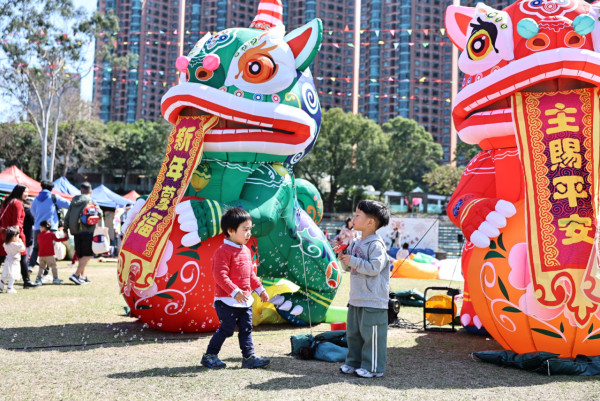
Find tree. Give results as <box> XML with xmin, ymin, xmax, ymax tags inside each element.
<box><xmin>0</xmin><ymin>0</ymin><xmax>120</xmax><ymax>180</ymax></box>
<box><xmin>56</xmin><ymin>118</ymin><xmax>109</xmax><ymax>178</ymax></box>
<box><xmin>454</xmin><ymin>140</ymin><xmax>480</xmax><ymax>167</ymax></box>
<box><xmin>423</xmin><ymin>165</ymin><xmax>465</xmax><ymax>197</ymax></box>
<box><xmin>296</xmin><ymin>108</ymin><xmax>390</xmax><ymax>212</ymax></box>
<box><xmin>382</xmin><ymin>116</ymin><xmax>442</xmax><ymax>193</ymax></box>
<box><xmin>100</xmin><ymin>120</ymin><xmax>171</xmax><ymax>189</ymax></box>
<box><xmin>0</xmin><ymin>122</ymin><xmax>42</xmax><ymax>178</ymax></box>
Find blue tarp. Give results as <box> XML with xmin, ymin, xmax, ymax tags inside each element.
<box><xmin>0</xmin><ymin>179</ymin><xmax>16</xmax><ymax>193</ymax></box>
<box><xmin>92</xmin><ymin>185</ymin><xmax>133</xmax><ymax>208</ymax></box>
<box><xmin>53</xmin><ymin>176</ymin><xmax>81</xmax><ymax>195</ymax></box>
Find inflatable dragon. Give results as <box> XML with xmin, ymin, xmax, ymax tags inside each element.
<box><xmin>117</xmin><ymin>0</ymin><xmax>341</xmax><ymax>332</ymax></box>
<box><xmin>446</xmin><ymin>0</ymin><xmax>600</xmax><ymax>357</ymax></box>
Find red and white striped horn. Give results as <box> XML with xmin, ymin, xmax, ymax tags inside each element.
<box><xmin>249</xmin><ymin>0</ymin><xmax>284</xmax><ymax>31</ymax></box>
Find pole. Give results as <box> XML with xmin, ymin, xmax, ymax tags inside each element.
<box><xmin>449</xmin><ymin>0</ymin><xmax>459</xmax><ymax>166</ymax></box>
<box><xmin>352</xmin><ymin>0</ymin><xmax>361</xmax><ymax>114</ymax></box>
<box><xmin>178</xmin><ymin>0</ymin><xmax>186</xmax><ymax>84</ymax></box>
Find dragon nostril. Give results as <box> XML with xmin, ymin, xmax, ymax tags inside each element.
<box><xmin>533</xmin><ymin>38</ymin><xmax>546</xmax><ymax>46</ymax></box>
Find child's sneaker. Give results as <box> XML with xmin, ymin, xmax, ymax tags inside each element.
<box><xmin>241</xmin><ymin>355</ymin><xmax>270</xmax><ymax>369</ymax></box>
<box><xmin>69</xmin><ymin>274</ymin><xmax>81</xmax><ymax>285</ymax></box>
<box><xmin>79</xmin><ymin>276</ymin><xmax>91</xmax><ymax>284</ymax></box>
<box><xmin>6</xmin><ymin>288</ymin><xmax>17</xmax><ymax>294</ymax></box>
<box><xmin>53</xmin><ymin>278</ymin><xmax>63</xmax><ymax>284</ymax></box>
<box><xmin>355</xmin><ymin>368</ymin><xmax>383</xmax><ymax>378</ymax></box>
<box><xmin>201</xmin><ymin>354</ymin><xmax>226</xmax><ymax>369</ymax></box>
<box><xmin>35</xmin><ymin>277</ymin><xmax>43</xmax><ymax>285</ymax></box>
<box><xmin>340</xmin><ymin>364</ymin><xmax>356</xmax><ymax>374</ymax></box>
<box><xmin>42</xmin><ymin>275</ymin><xmax>52</xmax><ymax>283</ymax></box>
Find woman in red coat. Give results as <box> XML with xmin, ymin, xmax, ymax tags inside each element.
<box><xmin>0</xmin><ymin>184</ymin><xmax>38</xmax><ymax>288</ymax></box>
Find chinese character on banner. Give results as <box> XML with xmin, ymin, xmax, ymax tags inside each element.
<box><xmin>155</xmin><ymin>185</ymin><xmax>177</xmax><ymax>211</ymax></box>
<box><xmin>549</xmin><ymin>138</ymin><xmax>582</xmax><ymax>171</ymax></box>
<box><xmin>558</xmin><ymin>214</ymin><xmax>594</xmax><ymax>245</ymax></box>
<box><xmin>175</xmin><ymin>126</ymin><xmax>195</xmax><ymax>151</ymax></box>
<box><xmin>544</xmin><ymin>103</ymin><xmax>579</xmax><ymax>134</ymax></box>
<box><xmin>553</xmin><ymin>175</ymin><xmax>588</xmax><ymax>207</ymax></box>
<box><xmin>166</xmin><ymin>156</ymin><xmax>186</xmax><ymax>181</ymax></box>
<box><xmin>134</xmin><ymin>212</ymin><xmax>163</xmax><ymax>237</ymax></box>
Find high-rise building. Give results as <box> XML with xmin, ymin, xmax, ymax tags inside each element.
<box><xmin>93</xmin><ymin>0</ymin><xmax>513</xmax><ymax>162</ymax></box>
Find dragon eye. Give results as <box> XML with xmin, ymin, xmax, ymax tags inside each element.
<box><xmin>467</xmin><ymin>29</ymin><xmax>493</xmax><ymax>60</ymax></box>
<box><xmin>242</xmin><ymin>54</ymin><xmax>277</xmax><ymax>84</ymax></box>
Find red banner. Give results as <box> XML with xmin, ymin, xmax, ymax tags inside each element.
<box><xmin>513</xmin><ymin>87</ymin><xmax>600</xmax><ymax>326</ymax></box>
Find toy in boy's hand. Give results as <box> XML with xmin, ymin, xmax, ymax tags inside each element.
<box><xmin>334</xmin><ymin>244</ymin><xmax>348</xmax><ymax>254</ymax></box>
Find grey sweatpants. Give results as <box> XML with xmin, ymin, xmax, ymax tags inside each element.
<box><xmin>345</xmin><ymin>305</ymin><xmax>388</xmax><ymax>373</ymax></box>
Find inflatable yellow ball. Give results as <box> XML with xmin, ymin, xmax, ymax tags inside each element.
<box><xmin>191</xmin><ymin>163</ymin><xmax>212</xmax><ymax>192</ymax></box>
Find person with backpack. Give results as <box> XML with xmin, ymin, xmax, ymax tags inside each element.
<box><xmin>63</xmin><ymin>182</ymin><xmax>102</xmax><ymax>285</ymax></box>
<box><xmin>29</xmin><ymin>180</ymin><xmax>70</xmax><ymax>275</ymax></box>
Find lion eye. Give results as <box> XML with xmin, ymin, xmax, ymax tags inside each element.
<box><xmin>242</xmin><ymin>54</ymin><xmax>277</xmax><ymax>83</ymax></box>
<box><xmin>467</xmin><ymin>29</ymin><xmax>494</xmax><ymax>60</ymax></box>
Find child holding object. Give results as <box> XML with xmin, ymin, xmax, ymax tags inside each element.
<box><xmin>201</xmin><ymin>207</ymin><xmax>271</xmax><ymax>370</ymax></box>
<box><xmin>35</xmin><ymin>220</ymin><xmax>69</xmax><ymax>285</ymax></box>
<box><xmin>336</xmin><ymin>200</ymin><xmax>390</xmax><ymax>378</ymax></box>
<box><xmin>1</xmin><ymin>226</ymin><xmax>26</xmax><ymax>293</ymax></box>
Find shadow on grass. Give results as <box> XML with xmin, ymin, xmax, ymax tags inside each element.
<box><xmin>0</xmin><ymin>320</ymin><xmax>214</xmax><ymax>352</ymax></box>
<box><xmin>246</xmin><ymin>330</ymin><xmax>597</xmax><ymax>391</ymax></box>
<box><xmin>107</xmin><ymin>365</ymin><xmax>202</xmax><ymax>379</ymax></box>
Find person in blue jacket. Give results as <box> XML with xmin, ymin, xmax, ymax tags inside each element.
<box><xmin>29</xmin><ymin>181</ymin><xmax>70</xmax><ymax>272</ymax></box>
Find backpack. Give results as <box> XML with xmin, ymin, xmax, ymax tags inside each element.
<box><xmin>80</xmin><ymin>201</ymin><xmax>100</xmax><ymax>226</ymax></box>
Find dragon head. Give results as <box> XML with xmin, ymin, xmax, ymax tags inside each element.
<box><xmin>161</xmin><ymin>0</ymin><xmax>323</xmax><ymax>165</ymax></box>
<box><xmin>446</xmin><ymin>0</ymin><xmax>600</xmax><ymax>145</ymax></box>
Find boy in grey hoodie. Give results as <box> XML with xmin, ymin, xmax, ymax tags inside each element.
<box><xmin>336</xmin><ymin>200</ymin><xmax>390</xmax><ymax>378</ymax></box>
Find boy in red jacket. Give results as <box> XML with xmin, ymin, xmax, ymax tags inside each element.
<box><xmin>35</xmin><ymin>220</ymin><xmax>69</xmax><ymax>285</ymax></box>
<box><xmin>201</xmin><ymin>207</ymin><xmax>270</xmax><ymax>370</ymax></box>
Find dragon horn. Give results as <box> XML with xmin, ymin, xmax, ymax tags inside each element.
<box><xmin>249</xmin><ymin>0</ymin><xmax>284</xmax><ymax>31</ymax></box>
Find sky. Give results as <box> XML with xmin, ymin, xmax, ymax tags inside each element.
<box><xmin>74</xmin><ymin>0</ymin><xmax>97</xmax><ymax>101</ymax></box>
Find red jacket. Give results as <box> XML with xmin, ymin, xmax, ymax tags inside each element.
<box><xmin>0</xmin><ymin>199</ymin><xmax>26</xmax><ymax>256</ymax></box>
<box><xmin>37</xmin><ymin>230</ymin><xmax>69</xmax><ymax>257</ymax></box>
<box><xmin>212</xmin><ymin>242</ymin><xmax>261</xmax><ymax>298</ymax></box>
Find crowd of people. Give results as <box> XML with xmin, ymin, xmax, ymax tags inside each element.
<box><xmin>0</xmin><ymin>180</ymin><xmax>103</xmax><ymax>293</ymax></box>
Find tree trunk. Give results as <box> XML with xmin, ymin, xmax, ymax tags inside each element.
<box><xmin>327</xmin><ymin>183</ymin><xmax>337</xmax><ymax>213</ymax></box>
<box><xmin>50</xmin><ymin>97</ymin><xmax>62</xmax><ymax>181</ymax></box>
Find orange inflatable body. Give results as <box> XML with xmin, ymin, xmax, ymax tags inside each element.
<box><xmin>391</xmin><ymin>259</ymin><xmax>439</xmax><ymax>279</ymax></box>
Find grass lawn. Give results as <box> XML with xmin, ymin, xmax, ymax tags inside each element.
<box><xmin>1</xmin><ymin>260</ymin><xmax>599</xmax><ymax>401</ymax></box>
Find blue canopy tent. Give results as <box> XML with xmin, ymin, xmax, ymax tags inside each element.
<box><xmin>92</xmin><ymin>185</ymin><xmax>133</xmax><ymax>208</ymax></box>
<box><xmin>0</xmin><ymin>179</ymin><xmax>16</xmax><ymax>193</ymax></box>
<box><xmin>53</xmin><ymin>176</ymin><xmax>80</xmax><ymax>195</ymax></box>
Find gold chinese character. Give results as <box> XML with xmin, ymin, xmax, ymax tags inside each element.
<box><xmin>558</xmin><ymin>214</ymin><xmax>594</xmax><ymax>245</ymax></box>
<box><xmin>549</xmin><ymin>138</ymin><xmax>582</xmax><ymax>171</ymax></box>
<box><xmin>174</xmin><ymin>126</ymin><xmax>195</xmax><ymax>151</ymax></box>
<box><xmin>544</xmin><ymin>103</ymin><xmax>579</xmax><ymax>134</ymax></box>
<box><xmin>155</xmin><ymin>197</ymin><xmax>170</xmax><ymax>211</ymax></box>
<box><xmin>134</xmin><ymin>212</ymin><xmax>163</xmax><ymax>237</ymax></box>
<box><xmin>161</xmin><ymin>185</ymin><xmax>177</xmax><ymax>198</ymax></box>
<box><xmin>166</xmin><ymin>157</ymin><xmax>186</xmax><ymax>181</ymax></box>
<box><xmin>553</xmin><ymin>175</ymin><xmax>588</xmax><ymax>207</ymax></box>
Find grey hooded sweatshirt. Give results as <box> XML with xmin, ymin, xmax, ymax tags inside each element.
<box><xmin>339</xmin><ymin>234</ymin><xmax>390</xmax><ymax>309</ymax></box>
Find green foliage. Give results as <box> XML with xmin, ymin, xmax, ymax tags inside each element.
<box><xmin>56</xmin><ymin>119</ymin><xmax>109</xmax><ymax>177</ymax></box>
<box><xmin>0</xmin><ymin>0</ymin><xmax>123</xmax><ymax>180</ymax></box>
<box><xmin>422</xmin><ymin>164</ymin><xmax>464</xmax><ymax>196</ymax></box>
<box><xmin>454</xmin><ymin>140</ymin><xmax>480</xmax><ymax>167</ymax></box>
<box><xmin>296</xmin><ymin>108</ymin><xmax>389</xmax><ymax>212</ymax></box>
<box><xmin>101</xmin><ymin>120</ymin><xmax>171</xmax><ymax>181</ymax></box>
<box><xmin>382</xmin><ymin>116</ymin><xmax>443</xmax><ymax>193</ymax></box>
<box><xmin>0</xmin><ymin>122</ymin><xmax>42</xmax><ymax>178</ymax></box>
